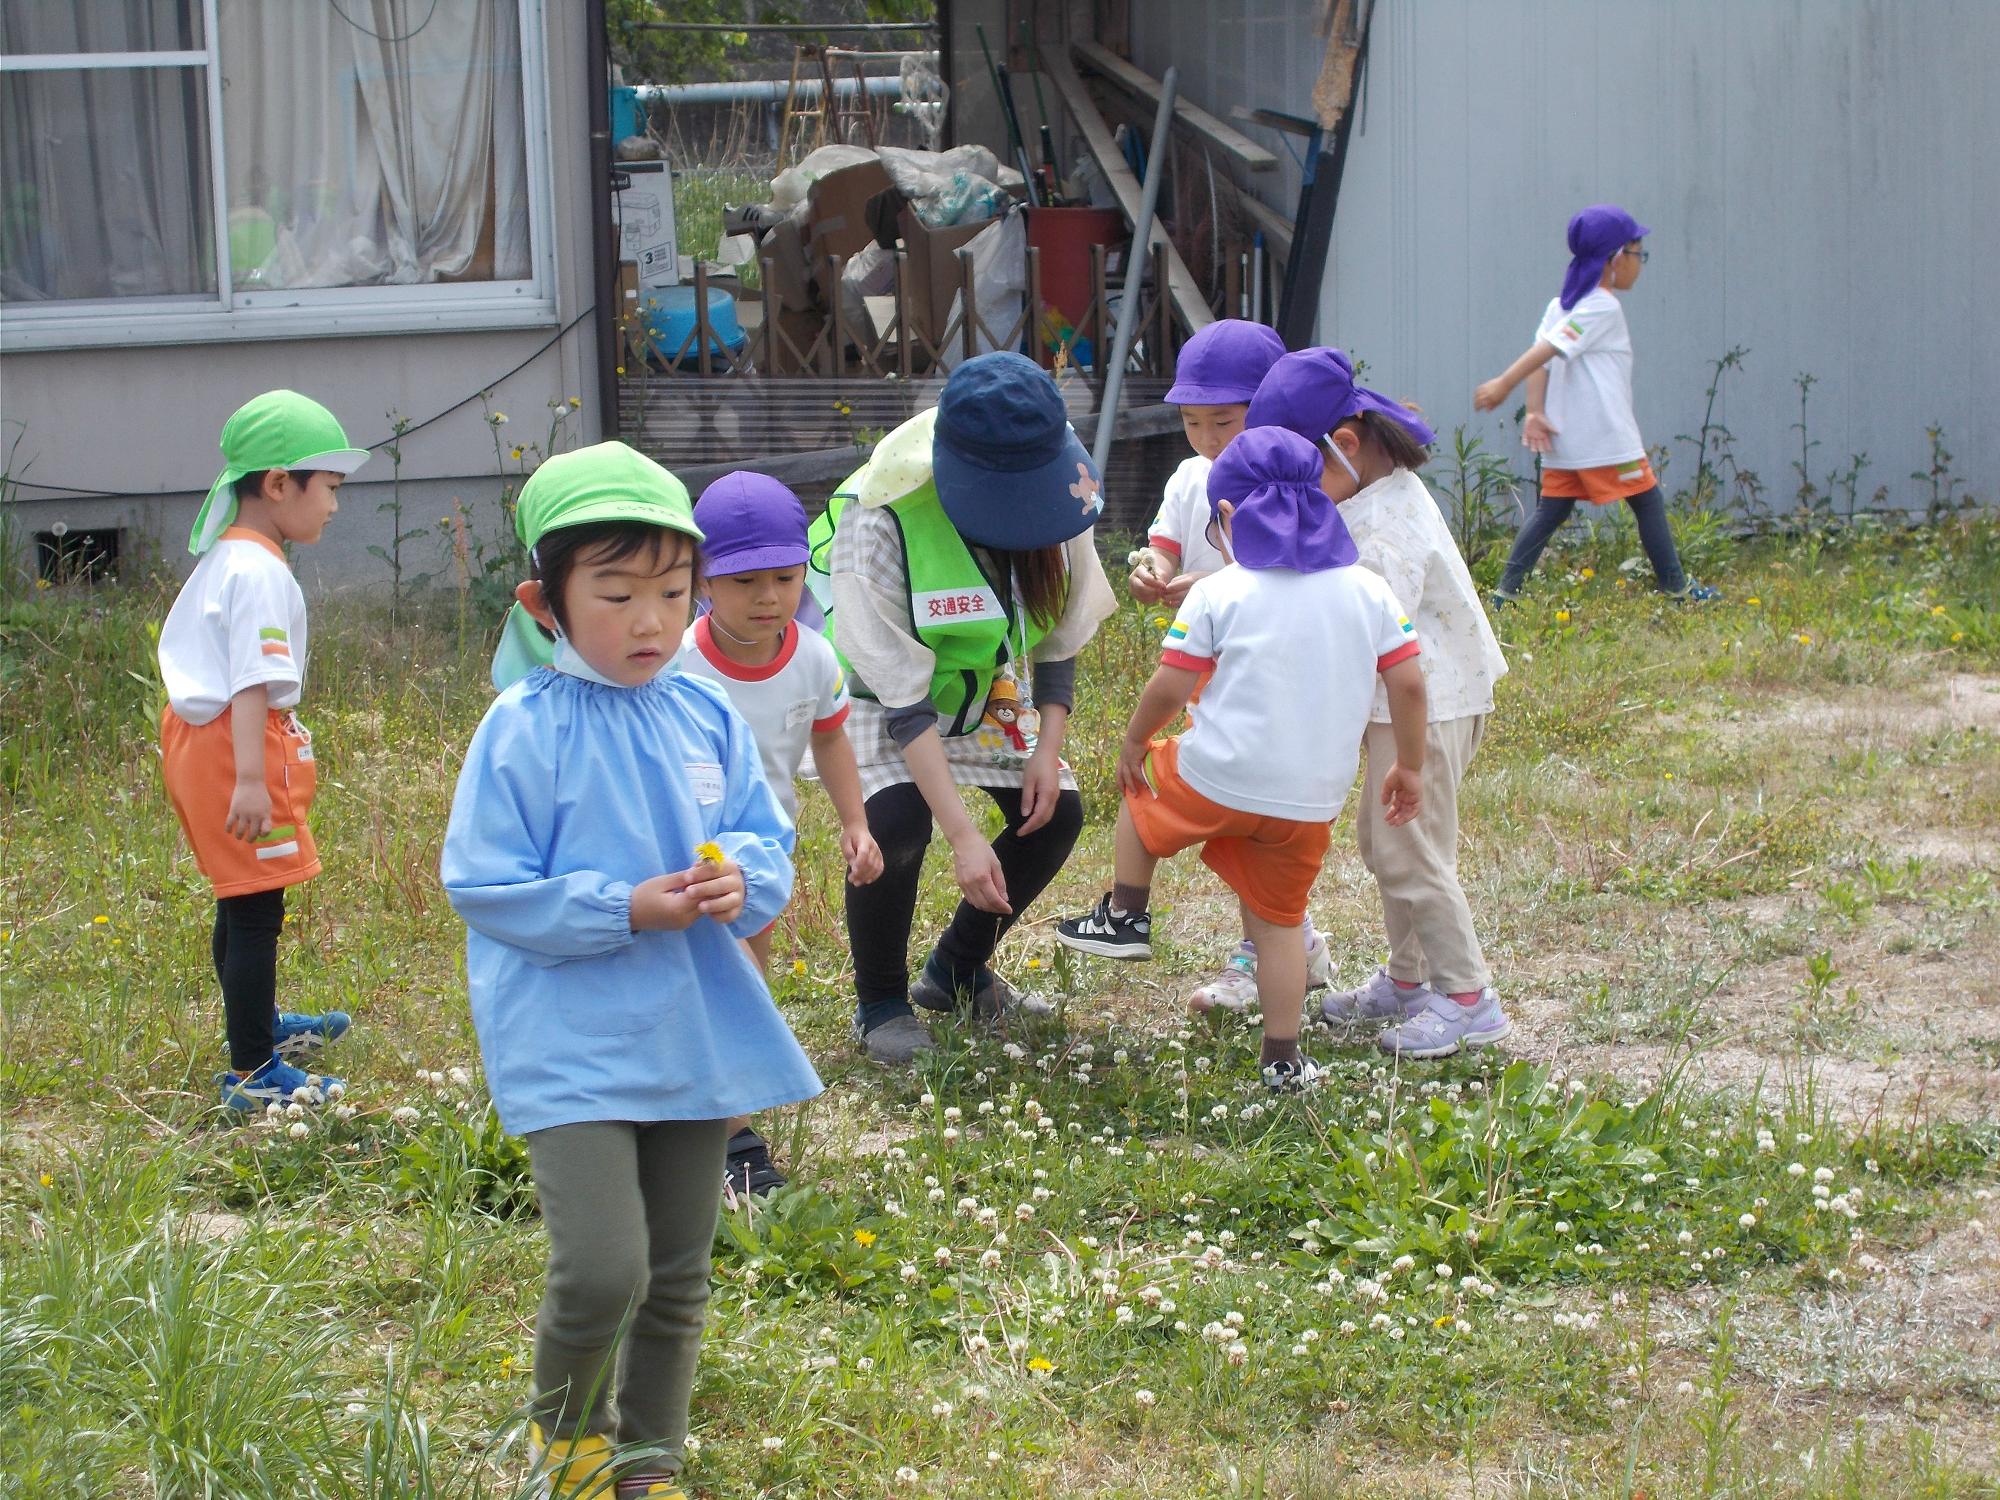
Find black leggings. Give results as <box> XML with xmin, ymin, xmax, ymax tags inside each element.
<box><xmin>1498</xmin><ymin>484</ymin><xmax>1687</xmax><ymax>596</ymax></box>
<box><xmin>847</xmin><ymin>781</ymin><xmax>1085</xmax><ymax>1004</ymax></box>
<box><xmin>213</xmin><ymin>888</ymin><xmax>285</xmax><ymax>1071</ymax></box>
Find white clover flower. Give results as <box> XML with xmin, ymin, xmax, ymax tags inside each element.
<box><xmin>1677</xmin><ymin>1229</ymin><xmax>1695</xmax><ymax>1245</ymax></box>
<box><xmin>1814</xmin><ymin>1166</ymin><xmax>1836</xmax><ymax>1183</ymax></box>
<box><xmin>1015</xmin><ymin>1203</ymin><xmax>1035</xmax><ymax>1222</ymax></box>
<box><xmin>966</xmin><ymin>1333</ymin><xmax>990</xmax><ymax>1355</ymax></box>
<box><xmin>900</xmin><ymin>1262</ymin><xmax>921</xmax><ymax>1284</ymax></box>
<box><xmin>1676</xmin><ymin>1381</ymin><xmax>1695</xmax><ymax>1396</ymax></box>
<box><xmin>761</xmin><ymin>1436</ymin><xmax>783</xmax><ymax>1451</ymax></box>
<box><xmin>856</xmin><ymin>1356</ymin><xmax>875</xmax><ymax>1372</ymax></box>
<box><xmin>1433</xmin><ymin>1263</ymin><xmax>1453</xmax><ymax>1279</ymax></box>
<box><xmin>1739</xmin><ymin>1213</ymin><xmax>1757</xmax><ymax>1229</ymax></box>
<box><xmin>1225</xmin><ymin>1341</ymin><xmax>1248</xmax><ymax>1366</ymax></box>
<box><xmin>288</xmin><ymin>1121</ymin><xmax>310</xmax><ymax>1140</ymax></box>
<box><xmin>977</xmin><ymin>1100</ymin><xmax>994</xmax><ymax>1115</ymax></box>
<box><xmin>895</xmin><ymin>1465</ymin><xmax>919</xmax><ymax>1482</ymax></box>
<box><xmin>1388</xmin><ymin>1326</ymin><xmax>1405</xmax><ymax>1341</ymax></box>
<box><xmin>919</xmin><ymin>1092</ymin><xmax>936</xmax><ymax>1107</ymax></box>
<box><xmin>286</xmin><ymin>1101</ymin><xmax>305</xmax><ymax>1119</ymax></box>
<box><xmin>1796</xmin><ymin>1132</ymin><xmax>1813</xmax><ymax>1145</ymax></box>
<box><xmin>979</xmin><ymin>1248</ymin><xmax>1002</xmax><ymax>1270</ymax></box>
<box><xmin>957</xmin><ymin>1197</ymin><xmax>979</xmax><ymax>1217</ymax></box>
<box><xmin>447</xmin><ymin>1066</ymin><xmax>470</xmax><ymax>1086</ymax></box>
<box><xmin>1391</xmin><ymin>1254</ymin><xmax>1415</xmax><ymax>1274</ymax></box>
<box><xmin>1134</xmin><ymin>1387</ymin><xmax>1156</xmax><ymax>1407</ymax></box>
<box><xmin>942</xmin><ymin>1127</ymin><xmax>960</xmax><ymax>1144</ymax></box>
<box><xmin>1002</xmin><ymin>1042</ymin><xmax>1026</xmax><ymax>1061</ymax></box>
<box><xmin>1554</xmin><ymin>1221</ymin><xmax>1572</xmax><ymax>1235</ymax></box>
<box><xmin>1115</xmin><ymin>1305</ymin><xmax>1134</xmax><ymax>1325</ymax></box>
<box><xmin>928</xmin><ymin>1187</ymin><xmax>946</xmax><ymax>1203</ymax></box>
<box><xmin>930</xmin><ymin>1399</ymin><xmax>953</xmax><ymax>1418</ymax></box>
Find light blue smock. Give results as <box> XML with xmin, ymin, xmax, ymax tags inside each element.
<box><xmin>442</xmin><ymin>665</ymin><xmax>824</xmax><ymax>1136</ymax></box>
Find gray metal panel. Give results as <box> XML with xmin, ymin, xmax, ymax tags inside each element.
<box><xmin>1136</xmin><ymin>0</ymin><xmax>1996</xmax><ymax>513</ymax></box>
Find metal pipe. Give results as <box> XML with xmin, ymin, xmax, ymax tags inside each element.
<box><xmin>586</xmin><ymin>0</ymin><xmax>618</xmax><ymax>435</ymax></box>
<box><xmin>631</xmin><ymin>21</ymin><xmax>934</xmax><ymax>34</ymax></box>
<box><xmin>632</xmin><ymin>76</ymin><xmax>903</xmax><ymax>107</ymax></box>
<box><xmin>1091</xmin><ymin>65</ymin><xmax>1177</xmax><ymax>477</ymax></box>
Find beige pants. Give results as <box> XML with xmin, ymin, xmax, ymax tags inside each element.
<box><xmin>1355</xmin><ymin>714</ymin><xmax>1490</xmax><ymax>994</ymax></box>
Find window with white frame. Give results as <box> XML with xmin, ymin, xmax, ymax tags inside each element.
<box><xmin>0</xmin><ymin>0</ymin><xmax>549</xmax><ymax>341</ymax></box>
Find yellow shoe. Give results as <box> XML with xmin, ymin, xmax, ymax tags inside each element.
<box><xmin>615</xmin><ymin>1479</ymin><xmax>689</xmax><ymax>1499</ymax></box>
<box><xmin>529</xmin><ymin>1423</ymin><xmax>618</xmax><ymax>1500</ymax></box>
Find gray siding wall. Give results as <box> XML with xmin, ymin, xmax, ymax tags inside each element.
<box><xmin>1132</xmin><ymin>0</ymin><xmax>1997</xmax><ymax>515</ymax></box>
<box><xmin>1</xmin><ymin>3</ymin><xmax>599</xmax><ymax>592</ymax></box>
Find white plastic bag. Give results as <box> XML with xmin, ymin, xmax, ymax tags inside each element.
<box><xmin>768</xmin><ymin>144</ymin><xmax>877</xmax><ymax>213</ymax></box>
<box><xmin>938</xmin><ymin>210</ymin><xmax>1027</xmax><ymax>370</ymax></box>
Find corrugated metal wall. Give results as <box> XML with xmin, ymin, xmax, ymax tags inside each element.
<box><xmin>1132</xmin><ymin>0</ymin><xmax>1997</xmax><ymax>515</ymax></box>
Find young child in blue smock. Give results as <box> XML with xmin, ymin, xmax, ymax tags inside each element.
<box><xmin>443</xmin><ymin>441</ymin><xmax>822</xmax><ymax>1499</ymax></box>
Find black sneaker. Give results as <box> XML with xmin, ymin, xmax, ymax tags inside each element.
<box><xmin>1054</xmin><ymin>895</ymin><xmax>1153</xmax><ymax>959</ymax></box>
<box><xmin>724</xmin><ymin>1127</ymin><xmax>787</xmax><ymax>1197</ymax></box>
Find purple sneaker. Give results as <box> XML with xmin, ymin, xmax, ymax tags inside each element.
<box><xmin>1377</xmin><ymin>991</ymin><xmax>1512</xmax><ymax>1060</ymax></box>
<box><xmin>1318</xmin><ymin>967</ymin><xmax>1434</xmax><ymax>1026</ymax></box>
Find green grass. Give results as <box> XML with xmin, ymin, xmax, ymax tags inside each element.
<box><xmin>3</xmin><ymin>513</ymin><xmax>1999</xmax><ymax>1497</ymax></box>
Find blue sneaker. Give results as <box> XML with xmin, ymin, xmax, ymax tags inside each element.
<box><xmin>219</xmin><ymin>1058</ymin><xmax>346</xmax><ymax>1112</ymax></box>
<box><xmin>273</xmin><ymin>1010</ymin><xmax>351</xmax><ymax>1060</ymax></box>
<box><xmin>1674</xmin><ymin>580</ymin><xmax>1722</xmax><ymax>603</ymax></box>
<box><xmin>1489</xmin><ymin>588</ymin><xmax>1521</xmax><ymax>610</ymax></box>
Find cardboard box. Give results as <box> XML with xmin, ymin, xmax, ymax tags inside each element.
<box><xmin>896</xmin><ymin>205</ymin><xmax>989</xmax><ymax>353</ymax></box>
<box><xmin>615</xmin><ymin>163</ymin><xmax>678</xmax><ymax>288</ymax></box>
<box><xmin>804</xmin><ymin>158</ymin><xmax>893</xmax><ymax>275</ymax></box>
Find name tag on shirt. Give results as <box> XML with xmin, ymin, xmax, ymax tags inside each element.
<box><xmin>685</xmin><ymin>761</ymin><xmax>723</xmax><ymax>803</ymax></box>
<box><xmin>784</xmin><ymin>699</ymin><xmax>816</xmax><ymax>730</ymax></box>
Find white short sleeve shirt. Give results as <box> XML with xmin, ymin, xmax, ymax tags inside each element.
<box><xmin>1161</xmin><ymin>564</ymin><xmax>1419</xmax><ymax>821</ymax></box>
<box><xmin>675</xmin><ymin>617</ymin><xmax>849</xmax><ymax>820</ymax></box>
<box><xmin>1146</xmin><ymin>454</ymin><xmax>1231</xmax><ymax>579</ymax></box>
<box><xmin>157</xmin><ymin>530</ymin><xmax>308</xmax><ymax>725</ymax></box>
<box><xmin>1536</xmin><ymin>288</ymin><xmax>1646</xmax><ymax>469</ymax></box>
<box><xmin>1339</xmin><ymin>469</ymin><xmax>1508</xmax><ymax>723</ymax></box>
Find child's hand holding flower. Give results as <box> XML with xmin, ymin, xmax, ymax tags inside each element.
<box><xmin>681</xmin><ymin>845</ymin><xmax>745</xmax><ymax>926</ymax></box>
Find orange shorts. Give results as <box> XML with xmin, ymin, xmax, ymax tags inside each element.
<box><xmin>1125</xmin><ymin>738</ymin><xmax>1331</xmax><ymax>926</ymax></box>
<box><xmin>1541</xmin><ymin>457</ymin><xmax>1657</xmax><ymax>503</ymax></box>
<box><xmin>160</xmin><ymin>705</ymin><xmax>321</xmax><ymax>897</ymax></box>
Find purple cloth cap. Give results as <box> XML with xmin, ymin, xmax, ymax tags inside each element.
<box><xmin>1164</xmin><ymin>318</ymin><xmax>1287</xmax><ymax>406</ymax></box>
<box><xmin>694</xmin><ymin>471</ymin><xmax>811</xmax><ymax>576</ymax></box>
<box><xmin>1246</xmin><ymin>347</ymin><xmax>1437</xmax><ymax>450</ymax></box>
<box><xmin>1560</xmin><ymin>203</ymin><xmax>1650</xmax><ymax>310</ymax></box>
<box><xmin>1204</xmin><ymin>427</ymin><xmax>1359</xmax><ymax>573</ymax></box>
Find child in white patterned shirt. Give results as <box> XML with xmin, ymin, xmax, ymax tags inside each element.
<box><xmin>1247</xmin><ymin>348</ymin><xmax>1514</xmax><ymax>1060</ymax></box>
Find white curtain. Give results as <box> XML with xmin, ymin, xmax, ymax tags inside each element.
<box><xmin>0</xmin><ymin>0</ymin><xmax>212</xmax><ymax>302</ymax></box>
<box><xmin>219</xmin><ymin>0</ymin><xmax>530</xmax><ymax>289</ymax></box>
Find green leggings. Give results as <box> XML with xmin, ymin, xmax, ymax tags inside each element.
<box><xmin>526</xmin><ymin>1118</ymin><xmax>728</xmax><ymax>1456</ymax></box>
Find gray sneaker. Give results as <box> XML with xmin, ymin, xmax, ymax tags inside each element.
<box><xmin>1319</xmin><ymin>967</ymin><xmax>1434</xmax><ymax>1025</ymax></box>
<box><xmin>911</xmin><ymin>966</ymin><xmax>1054</xmax><ymax>1022</ymax></box>
<box><xmin>1377</xmin><ymin>990</ymin><xmax>1512</xmax><ymax>1060</ymax></box>
<box><xmin>855</xmin><ymin>1011</ymin><xmax>935</xmax><ymax>1065</ymax></box>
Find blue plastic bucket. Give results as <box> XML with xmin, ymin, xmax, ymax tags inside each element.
<box><xmin>637</xmin><ymin>284</ymin><xmax>745</xmax><ymax>364</ymax></box>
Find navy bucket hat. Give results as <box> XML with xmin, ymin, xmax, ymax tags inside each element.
<box><xmin>932</xmin><ymin>351</ymin><xmax>1103</xmax><ymax>551</ymax></box>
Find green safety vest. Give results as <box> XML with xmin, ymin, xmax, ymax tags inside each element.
<box><xmin>808</xmin><ymin>471</ymin><xmax>1050</xmax><ymax>737</ymax></box>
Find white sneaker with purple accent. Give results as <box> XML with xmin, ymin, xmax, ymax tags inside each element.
<box><xmin>1377</xmin><ymin>990</ymin><xmax>1512</xmax><ymax>1059</ymax></box>
<box><xmin>1318</xmin><ymin>967</ymin><xmax>1434</xmax><ymax>1026</ymax></box>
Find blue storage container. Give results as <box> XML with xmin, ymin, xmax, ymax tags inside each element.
<box><xmin>636</xmin><ymin>285</ymin><xmax>745</xmax><ymax>364</ymax></box>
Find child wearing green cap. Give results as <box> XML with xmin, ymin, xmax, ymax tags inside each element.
<box><xmin>158</xmin><ymin>390</ymin><xmax>369</xmax><ymax>1112</ymax></box>
<box><xmin>444</xmin><ymin>441</ymin><xmax>822</xmax><ymax>1498</ymax></box>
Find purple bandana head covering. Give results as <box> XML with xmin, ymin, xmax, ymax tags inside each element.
<box><xmin>1164</xmin><ymin>318</ymin><xmax>1287</xmax><ymax>406</ymax></box>
<box><xmin>1205</xmin><ymin>427</ymin><xmax>1359</xmax><ymax>573</ymax></box>
<box><xmin>1560</xmin><ymin>203</ymin><xmax>1650</xmax><ymax>310</ymax></box>
<box><xmin>1245</xmin><ymin>347</ymin><xmax>1437</xmax><ymax>451</ymax></box>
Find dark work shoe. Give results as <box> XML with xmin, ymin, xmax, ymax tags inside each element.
<box><xmin>853</xmin><ymin>1009</ymin><xmax>935</xmax><ymax>1065</ymax></box>
<box><xmin>910</xmin><ymin>962</ymin><xmax>1055</xmax><ymax>1021</ymax></box>
<box><xmin>1055</xmin><ymin>894</ymin><xmax>1153</xmax><ymax>960</ymax></box>
<box><xmin>724</xmin><ymin>1127</ymin><xmax>787</xmax><ymax>1197</ymax></box>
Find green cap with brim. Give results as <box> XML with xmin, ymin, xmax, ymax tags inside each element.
<box><xmin>190</xmin><ymin>390</ymin><xmax>370</xmax><ymax>554</ymax></box>
<box><xmin>491</xmin><ymin>441</ymin><xmax>702</xmax><ymax>691</ymax></box>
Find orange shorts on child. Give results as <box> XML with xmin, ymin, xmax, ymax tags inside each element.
<box><xmin>1541</xmin><ymin>456</ymin><xmax>1657</xmax><ymax>502</ymax></box>
<box><xmin>160</xmin><ymin>706</ymin><xmax>321</xmax><ymax>896</ymax></box>
<box><xmin>1126</xmin><ymin>738</ymin><xmax>1331</xmax><ymax>926</ymax></box>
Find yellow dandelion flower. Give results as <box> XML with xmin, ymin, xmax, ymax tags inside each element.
<box><xmin>1664</xmin><ymin>772</ymin><xmax>1674</xmax><ymax>781</ymax></box>
<box><xmin>567</xmin><ymin>396</ymin><xmax>581</xmax><ymax>409</ymax></box>
<box><xmin>1027</xmin><ymin>957</ymin><xmax>1042</xmax><ymax>970</ymax></box>
<box><xmin>793</xmin><ymin>958</ymin><xmax>808</xmax><ymax>976</ymax></box>
<box><xmin>1580</xmin><ymin>567</ymin><xmax>1595</xmax><ymax>579</ymax></box>
<box><xmin>1027</xmin><ymin>1356</ymin><xmax>1054</xmax><ymax>1372</ymax></box>
<box><xmin>853</xmin><ymin>1228</ymin><xmax>877</xmax><ymax>1247</ymax></box>
<box><xmin>693</xmin><ymin>841</ymin><xmax>725</xmax><ymax>868</ymax></box>
<box><xmin>34</xmin><ymin>578</ymin><xmax>50</xmax><ymax>590</ymax></box>
<box><xmin>615</xmin><ymin>365</ymin><xmax>626</xmax><ymax>376</ymax></box>
<box><xmin>1931</xmin><ymin>605</ymin><xmax>1947</xmax><ymax>616</ymax></box>
<box><xmin>1746</xmin><ymin>596</ymin><xmax>1761</xmax><ymax>605</ymax></box>
<box><xmin>1555</xmin><ymin>609</ymin><xmax>1571</xmax><ymax>624</ymax></box>
<box><xmin>1795</xmin><ymin>632</ymin><xmax>1813</xmax><ymax>645</ymax></box>
<box><xmin>1951</xmin><ymin>631</ymin><xmax>1964</xmax><ymax>642</ymax></box>
<box><xmin>39</xmin><ymin>1172</ymin><xmax>53</xmax><ymax>1187</ymax></box>
<box><xmin>509</xmin><ymin>446</ymin><xmax>523</xmax><ymax>461</ymax></box>
<box><xmin>92</xmin><ymin>914</ymin><xmax>109</xmax><ymax>925</ymax></box>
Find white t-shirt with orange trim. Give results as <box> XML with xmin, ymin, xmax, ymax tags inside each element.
<box><xmin>1160</xmin><ymin>563</ymin><xmax>1418</xmax><ymax>821</ymax></box>
<box><xmin>1536</xmin><ymin>287</ymin><xmax>1646</xmax><ymax>469</ymax></box>
<box><xmin>1145</xmin><ymin>454</ymin><xmax>1231</xmax><ymax>579</ymax></box>
<box><xmin>675</xmin><ymin>616</ymin><xmax>849</xmax><ymax>821</ymax></box>
<box><xmin>158</xmin><ymin>527</ymin><xmax>308</xmax><ymax>726</ymax></box>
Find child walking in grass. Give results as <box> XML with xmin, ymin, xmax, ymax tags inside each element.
<box><xmin>1251</xmin><ymin>348</ymin><xmax>1515</xmax><ymax>1058</ymax></box>
<box><xmin>444</xmin><ymin>443</ymin><xmax>821</xmax><ymax>1499</ymax></box>
<box><xmin>1474</xmin><ymin>203</ymin><xmax>1718</xmax><ymax>604</ymax></box>
<box><xmin>158</xmin><ymin>390</ymin><xmax>369</xmax><ymax>1111</ymax></box>
<box><xmin>1055</xmin><ymin>427</ymin><xmax>1429</xmax><ymax>1089</ymax></box>
<box><xmin>676</xmin><ymin>470</ymin><xmax>882</xmax><ymax>1196</ymax></box>
<box><xmin>1127</xmin><ymin>317</ymin><xmax>1341</xmax><ymax>1009</ymax></box>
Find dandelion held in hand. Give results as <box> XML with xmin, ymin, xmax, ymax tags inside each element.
<box><xmin>693</xmin><ymin>841</ymin><xmax>725</xmax><ymax>870</ymax></box>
